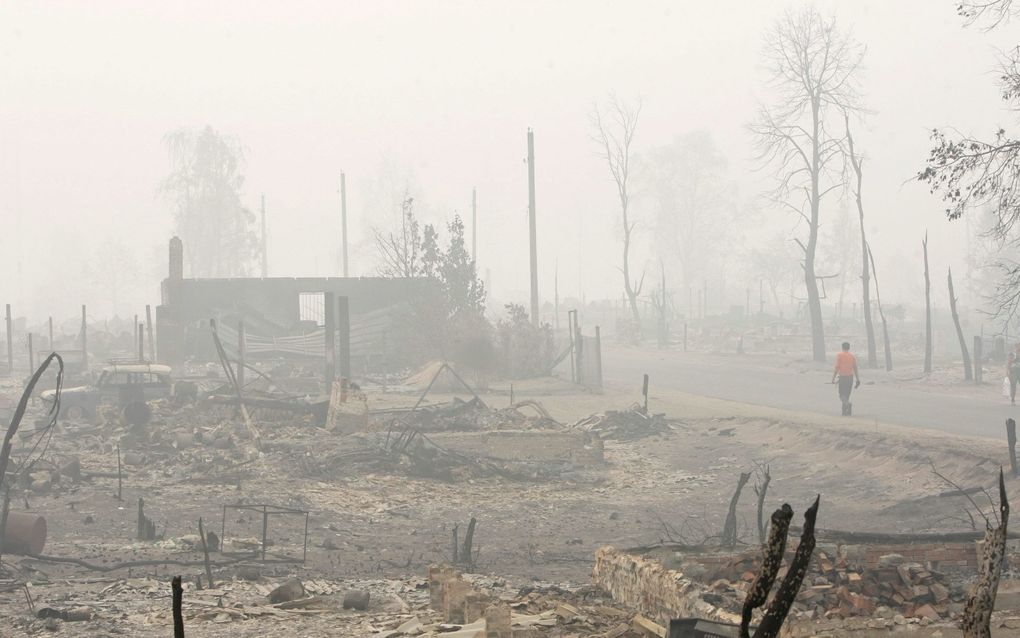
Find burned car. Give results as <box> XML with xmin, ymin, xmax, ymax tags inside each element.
<box><xmin>40</xmin><ymin>363</ymin><xmax>173</xmax><ymax>423</ymax></box>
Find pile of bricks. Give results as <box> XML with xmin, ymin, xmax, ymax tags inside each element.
<box><xmin>697</xmin><ymin>548</ymin><xmax>963</xmax><ymax>621</ymax></box>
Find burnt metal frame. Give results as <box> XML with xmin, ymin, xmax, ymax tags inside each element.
<box><xmin>220</xmin><ymin>504</ymin><xmax>309</xmax><ymax>564</ymax></box>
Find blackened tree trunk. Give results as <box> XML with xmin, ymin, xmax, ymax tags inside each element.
<box><xmin>948</xmin><ymin>267</ymin><xmax>973</xmax><ymax>381</ymax></box>
<box><xmin>868</xmin><ymin>243</ymin><xmax>893</xmax><ymax>371</ymax></box>
<box><xmin>961</xmin><ymin>470</ymin><xmax>1008</xmax><ymax>638</ymax></box>
<box><xmin>845</xmin><ymin>113</ymin><xmax>877</xmax><ymax>368</ymax></box>
<box><xmin>741</xmin><ymin>504</ymin><xmax>793</xmax><ymax>638</ymax></box>
<box><xmin>753</xmin><ymin>497</ymin><xmax>820</xmax><ymax>638</ymax></box>
<box><xmin>923</xmin><ymin>233</ymin><xmax>933</xmax><ymax>374</ymax></box>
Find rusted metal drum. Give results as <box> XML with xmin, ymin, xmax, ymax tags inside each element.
<box><xmin>2</xmin><ymin>512</ymin><xmax>47</xmax><ymax>555</ymax></box>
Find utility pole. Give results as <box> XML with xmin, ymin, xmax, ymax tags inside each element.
<box><xmin>5</xmin><ymin>304</ymin><xmax>12</xmax><ymax>376</ymax></box>
<box><xmin>527</xmin><ymin>129</ymin><xmax>539</xmax><ymax>326</ymax></box>
<box><xmin>554</xmin><ymin>261</ymin><xmax>560</xmax><ymax>331</ymax></box>
<box><xmin>340</xmin><ymin>172</ymin><xmax>349</xmax><ymax>277</ymax></box>
<box><xmin>260</xmin><ymin>193</ymin><xmax>268</xmax><ymax>278</ymax></box>
<box><xmin>471</xmin><ymin>187</ymin><xmax>477</xmax><ymax>263</ymax></box>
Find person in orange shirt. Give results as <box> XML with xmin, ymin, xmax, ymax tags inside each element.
<box><xmin>831</xmin><ymin>341</ymin><xmax>860</xmax><ymax>416</ymax></box>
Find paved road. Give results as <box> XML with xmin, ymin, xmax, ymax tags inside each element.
<box><xmin>602</xmin><ymin>347</ymin><xmax>1013</xmax><ymax>440</ymax></box>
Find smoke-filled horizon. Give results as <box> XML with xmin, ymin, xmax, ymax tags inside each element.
<box><xmin>1</xmin><ymin>0</ymin><xmax>1016</xmax><ymax>326</ymax></box>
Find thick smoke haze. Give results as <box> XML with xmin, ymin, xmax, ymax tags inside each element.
<box><xmin>0</xmin><ymin>0</ymin><xmax>1015</xmax><ymax>320</ymax></box>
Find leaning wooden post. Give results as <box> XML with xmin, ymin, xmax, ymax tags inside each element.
<box><xmin>593</xmin><ymin>326</ymin><xmax>603</xmax><ymax>390</ymax></box>
<box><xmin>5</xmin><ymin>304</ymin><xmax>12</xmax><ymax>377</ymax></box>
<box><xmin>171</xmin><ymin>575</ymin><xmax>185</xmax><ymax>638</ymax></box>
<box><xmin>80</xmin><ymin>305</ymin><xmax>88</xmax><ymax>373</ymax></box>
<box><xmin>641</xmin><ymin>374</ymin><xmax>649</xmax><ymax>414</ymax></box>
<box><xmin>145</xmin><ymin>304</ymin><xmax>155</xmax><ymax>362</ymax></box>
<box><xmin>338</xmin><ymin>296</ymin><xmax>352</xmax><ymax>382</ymax></box>
<box><xmin>1008</xmin><ymin>419</ymin><xmax>1018</xmax><ymax>478</ymax></box>
<box><xmin>236</xmin><ymin>321</ymin><xmax>246</xmax><ymax>390</ymax></box>
<box><xmin>116</xmin><ymin>444</ymin><xmax>123</xmax><ymax>501</ymax></box>
<box><xmin>324</xmin><ymin>292</ymin><xmax>336</xmax><ymax>386</ymax></box>
<box><xmin>137</xmin><ymin>323</ymin><xmax>144</xmax><ymax>362</ymax></box>
<box><xmin>198</xmin><ymin>517</ymin><xmax>214</xmax><ymax>589</ymax></box>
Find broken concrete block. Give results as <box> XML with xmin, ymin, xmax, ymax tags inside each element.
<box><xmin>268</xmin><ymin>578</ymin><xmax>305</xmax><ymax>604</ymax></box>
<box><xmin>342</xmin><ymin>589</ymin><xmax>371</xmax><ymax>610</ymax></box>
<box><xmin>484</xmin><ymin>603</ymin><xmax>512</xmax><ymax>638</ymax></box>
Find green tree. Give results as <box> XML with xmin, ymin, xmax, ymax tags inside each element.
<box><xmin>160</xmin><ymin>126</ymin><xmax>257</xmax><ymax>278</ymax></box>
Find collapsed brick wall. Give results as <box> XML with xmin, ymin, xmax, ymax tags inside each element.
<box><xmin>847</xmin><ymin>543</ymin><xmax>978</xmax><ymax>570</ymax></box>
<box><xmin>591</xmin><ymin>546</ymin><xmax>737</xmax><ymax>626</ymax></box>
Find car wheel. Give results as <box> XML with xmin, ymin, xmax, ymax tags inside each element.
<box><xmin>65</xmin><ymin>405</ymin><xmax>85</xmax><ymax>420</ymax></box>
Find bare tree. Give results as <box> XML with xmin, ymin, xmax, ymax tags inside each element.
<box><xmin>949</xmin><ymin>267</ymin><xmax>974</xmax><ymax>380</ymax></box>
<box><xmin>641</xmin><ymin>131</ymin><xmax>733</xmax><ymax>301</ymax></box>
<box><xmin>959</xmin><ymin>0</ymin><xmax>1017</xmax><ymax>28</ymax></box>
<box><xmin>374</xmin><ymin>194</ymin><xmax>428</xmax><ymax>278</ymax></box>
<box><xmin>919</xmin><ymin>2</ymin><xmax>1020</xmax><ymax>320</ymax></box>
<box><xmin>747</xmin><ymin>234</ymin><xmax>800</xmax><ymax>317</ymax></box>
<box><xmin>592</xmin><ymin>96</ymin><xmax>644</xmax><ymax>337</ymax></box>
<box><xmin>868</xmin><ymin>243</ymin><xmax>893</xmax><ymax>371</ymax></box>
<box><xmin>751</xmin><ymin>7</ymin><xmax>863</xmax><ymax>362</ymax></box>
<box><xmin>649</xmin><ymin>259</ymin><xmax>672</xmax><ymax>348</ymax></box>
<box><xmin>844</xmin><ymin>112</ymin><xmax>877</xmax><ymax>368</ymax></box>
<box><xmin>161</xmin><ymin>126</ymin><xmax>258</xmax><ymax>278</ymax></box>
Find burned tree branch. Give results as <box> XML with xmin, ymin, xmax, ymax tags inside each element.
<box><xmin>754</xmin><ymin>464</ymin><xmax>772</xmax><ymax>545</ymax></box>
<box><xmin>722</xmin><ymin>472</ymin><xmax>752</xmax><ymax>548</ymax></box>
<box><xmin>930</xmin><ymin>460</ymin><xmax>992</xmax><ymax>526</ymax></box>
<box><xmin>741</xmin><ymin>503</ymin><xmax>793</xmax><ymax>638</ymax></box>
<box><xmin>961</xmin><ymin>469</ymin><xmax>1009</xmax><ymax>638</ymax></box>
<box><xmin>753</xmin><ymin>495</ymin><xmax>820</xmax><ymax>638</ymax></box>
<box><xmin>0</xmin><ymin>353</ymin><xmax>63</xmax><ymax>563</ymax></box>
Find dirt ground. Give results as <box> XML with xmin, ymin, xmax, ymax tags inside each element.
<box><xmin>0</xmin><ymin>373</ymin><xmax>1016</xmax><ymax>636</ymax></box>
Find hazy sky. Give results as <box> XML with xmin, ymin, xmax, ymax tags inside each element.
<box><xmin>1</xmin><ymin>0</ymin><xmax>1017</xmax><ymax>322</ymax></box>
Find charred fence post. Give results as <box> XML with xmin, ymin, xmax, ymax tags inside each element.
<box><xmin>741</xmin><ymin>504</ymin><xmax>793</xmax><ymax>638</ymax></box>
<box><xmin>338</xmin><ymin>296</ymin><xmax>351</xmax><ymax>382</ymax></box>
<box><xmin>1007</xmin><ymin>419</ymin><xmax>1018</xmax><ymax>478</ymax></box>
<box><xmin>198</xmin><ymin>517</ymin><xmax>214</xmax><ymax>589</ymax></box>
<box><xmin>461</xmin><ymin>517</ymin><xmax>477</xmax><ymax>570</ymax></box>
<box><xmin>753</xmin><ymin>496</ymin><xmax>820</xmax><ymax>638</ymax></box>
<box><xmin>452</xmin><ymin>524</ymin><xmax>459</xmax><ymax>564</ymax></box>
<box><xmin>172</xmin><ymin>575</ymin><xmax>184</xmax><ymax>638</ymax></box>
